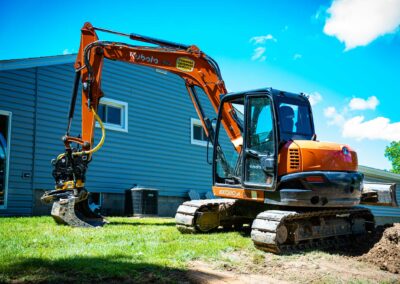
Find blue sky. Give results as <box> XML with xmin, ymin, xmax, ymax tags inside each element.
<box><xmin>1</xmin><ymin>0</ymin><xmax>399</xmax><ymax>170</ymax></box>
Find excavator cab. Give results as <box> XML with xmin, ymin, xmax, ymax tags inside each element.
<box><xmin>212</xmin><ymin>88</ymin><xmax>315</xmax><ymax>194</ymax></box>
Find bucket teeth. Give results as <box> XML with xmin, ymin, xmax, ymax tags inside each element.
<box><xmin>51</xmin><ymin>196</ymin><xmax>106</xmax><ymax>228</ymax></box>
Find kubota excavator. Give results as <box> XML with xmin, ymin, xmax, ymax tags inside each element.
<box><xmin>42</xmin><ymin>23</ymin><xmax>397</xmax><ymax>253</ymax></box>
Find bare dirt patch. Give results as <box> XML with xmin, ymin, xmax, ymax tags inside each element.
<box><xmin>358</xmin><ymin>223</ymin><xmax>400</xmax><ymax>274</ymax></box>
<box><xmin>188</xmin><ymin>224</ymin><xmax>400</xmax><ymax>284</ymax></box>
<box><xmin>188</xmin><ymin>261</ymin><xmax>287</xmax><ymax>284</ymax></box>
<box><xmin>189</xmin><ymin>252</ymin><xmax>399</xmax><ymax>284</ymax></box>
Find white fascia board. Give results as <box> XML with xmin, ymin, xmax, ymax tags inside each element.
<box><xmin>359</xmin><ymin>165</ymin><xmax>400</xmax><ymax>183</ymax></box>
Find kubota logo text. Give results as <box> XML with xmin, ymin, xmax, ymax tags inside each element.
<box><xmin>130</xmin><ymin>52</ymin><xmax>159</xmax><ymax>64</ymax></box>
<box><xmin>218</xmin><ymin>189</ymin><xmax>241</xmax><ymax>198</ymax></box>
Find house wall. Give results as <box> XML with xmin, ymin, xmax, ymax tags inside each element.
<box><xmin>1</xmin><ymin>58</ymin><xmax>215</xmax><ymax>216</ymax></box>
<box><xmin>0</xmin><ymin>67</ymin><xmax>37</xmax><ymax>215</ymax></box>
<box><xmin>361</xmin><ymin>166</ymin><xmax>400</xmax><ymax>225</ymax></box>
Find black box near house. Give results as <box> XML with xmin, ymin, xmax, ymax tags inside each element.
<box><xmin>131</xmin><ymin>187</ymin><xmax>158</xmax><ymax>216</ymax></box>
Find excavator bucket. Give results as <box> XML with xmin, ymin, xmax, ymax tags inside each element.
<box><xmin>51</xmin><ymin>196</ymin><xmax>106</xmax><ymax>228</ymax></box>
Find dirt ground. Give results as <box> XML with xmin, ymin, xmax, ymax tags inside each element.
<box><xmin>188</xmin><ymin>224</ymin><xmax>400</xmax><ymax>284</ymax></box>
<box><xmin>359</xmin><ymin>223</ymin><xmax>400</xmax><ymax>274</ymax></box>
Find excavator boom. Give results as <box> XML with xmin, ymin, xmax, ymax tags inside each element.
<box><xmin>42</xmin><ymin>22</ymin><xmax>242</xmax><ymax>227</ymax></box>
<box><xmin>75</xmin><ymin>22</ymin><xmax>242</xmax><ymax>150</ymax></box>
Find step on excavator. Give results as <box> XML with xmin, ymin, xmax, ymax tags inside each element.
<box><xmin>41</xmin><ymin>23</ymin><xmax>397</xmax><ymax>253</ymax></box>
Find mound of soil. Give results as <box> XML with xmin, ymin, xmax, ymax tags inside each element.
<box><xmin>359</xmin><ymin>223</ymin><xmax>400</xmax><ymax>274</ymax></box>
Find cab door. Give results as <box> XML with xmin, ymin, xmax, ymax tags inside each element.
<box><xmin>243</xmin><ymin>95</ymin><xmax>278</xmax><ymax>190</ymax></box>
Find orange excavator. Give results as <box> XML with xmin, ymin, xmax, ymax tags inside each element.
<box><xmin>42</xmin><ymin>23</ymin><xmax>397</xmax><ymax>253</ymax></box>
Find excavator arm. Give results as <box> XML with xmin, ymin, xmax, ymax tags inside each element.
<box><xmin>74</xmin><ymin>22</ymin><xmax>242</xmax><ymax>152</ymax></box>
<box><xmin>42</xmin><ymin>22</ymin><xmax>242</xmax><ymax>227</ymax></box>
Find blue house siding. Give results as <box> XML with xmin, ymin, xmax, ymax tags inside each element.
<box><xmin>0</xmin><ymin>68</ymin><xmax>37</xmax><ymax>215</ymax></box>
<box><xmin>33</xmin><ymin>63</ymin><xmax>77</xmax><ymax>192</ymax></box>
<box><xmin>85</xmin><ymin>60</ymin><xmax>214</xmax><ymax>197</ymax></box>
<box><xmin>360</xmin><ymin>166</ymin><xmax>400</xmax><ymax>222</ymax></box>
<box><xmin>0</xmin><ymin>57</ymin><xmax>216</xmax><ymax>216</ymax></box>
<box><xmin>28</xmin><ymin>59</ymin><xmax>214</xmax><ymax>200</ymax></box>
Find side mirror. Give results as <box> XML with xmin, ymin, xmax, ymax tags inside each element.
<box><xmin>260</xmin><ymin>156</ymin><xmax>275</xmax><ymax>173</ymax></box>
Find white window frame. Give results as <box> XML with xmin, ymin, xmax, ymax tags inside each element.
<box><xmin>0</xmin><ymin>110</ymin><xmax>12</xmax><ymax>210</ymax></box>
<box><xmin>95</xmin><ymin>98</ymin><xmax>128</xmax><ymax>132</ymax></box>
<box><xmin>190</xmin><ymin>118</ymin><xmax>214</xmax><ymax>147</ymax></box>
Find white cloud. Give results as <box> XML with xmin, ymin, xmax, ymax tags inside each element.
<box><xmin>324</xmin><ymin>106</ymin><xmax>345</xmax><ymax>125</ymax></box>
<box><xmin>325</xmin><ymin>98</ymin><xmax>399</xmax><ymax>141</ymax></box>
<box><xmin>249</xmin><ymin>34</ymin><xmax>276</xmax><ymax>62</ymax></box>
<box><xmin>323</xmin><ymin>0</ymin><xmax>400</xmax><ymax>50</ymax></box>
<box><xmin>308</xmin><ymin>92</ymin><xmax>322</xmax><ymax>106</ymax></box>
<box><xmin>314</xmin><ymin>10</ymin><xmax>322</xmax><ymax>20</ymax></box>
<box><xmin>251</xmin><ymin>47</ymin><xmax>266</xmax><ymax>62</ymax></box>
<box><xmin>343</xmin><ymin>116</ymin><xmax>400</xmax><ymax>141</ymax></box>
<box><xmin>293</xmin><ymin>53</ymin><xmax>302</xmax><ymax>60</ymax></box>
<box><xmin>63</xmin><ymin>49</ymin><xmax>72</xmax><ymax>55</ymax></box>
<box><xmin>349</xmin><ymin>96</ymin><xmax>379</xmax><ymax>110</ymax></box>
<box><xmin>249</xmin><ymin>34</ymin><xmax>276</xmax><ymax>44</ymax></box>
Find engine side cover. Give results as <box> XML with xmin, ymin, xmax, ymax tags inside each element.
<box><xmin>278</xmin><ymin>140</ymin><xmax>358</xmax><ymax>176</ymax></box>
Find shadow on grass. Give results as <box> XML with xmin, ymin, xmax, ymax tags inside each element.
<box><xmin>0</xmin><ymin>255</ymin><xmax>222</xmax><ymax>284</ymax></box>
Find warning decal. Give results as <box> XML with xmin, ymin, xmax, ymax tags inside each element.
<box><xmin>176</xmin><ymin>57</ymin><xmax>195</xmax><ymax>72</ymax></box>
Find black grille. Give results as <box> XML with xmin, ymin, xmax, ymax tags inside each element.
<box><xmin>131</xmin><ymin>188</ymin><xmax>158</xmax><ymax>216</ymax></box>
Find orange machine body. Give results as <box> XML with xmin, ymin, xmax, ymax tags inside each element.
<box><xmin>212</xmin><ymin>140</ymin><xmax>358</xmax><ymax>203</ymax></box>
<box><xmin>278</xmin><ymin>140</ymin><xmax>358</xmax><ymax>176</ymax></box>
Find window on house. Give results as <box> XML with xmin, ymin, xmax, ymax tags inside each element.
<box><xmin>191</xmin><ymin>118</ymin><xmax>213</xmax><ymax>147</ymax></box>
<box><xmin>96</xmin><ymin>98</ymin><xmax>128</xmax><ymax>132</ymax></box>
<box><xmin>0</xmin><ymin>110</ymin><xmax>11</xmax><ymax>209</ymax></box>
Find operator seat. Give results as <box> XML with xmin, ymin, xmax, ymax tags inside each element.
<box><xmin>279</xmin><ymin>106</ymin><xmax>295</xmax><ymax>133</ymax></box>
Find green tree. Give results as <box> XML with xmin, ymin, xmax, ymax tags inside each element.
<box><xmin>385</xmin><ymin>141</ymin><xmax>400</xmax><ymax>174</ymax></box>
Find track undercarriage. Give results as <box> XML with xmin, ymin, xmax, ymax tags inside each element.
<box><xmin>175</xmin><ymin>199</ymin><xmax>375</xmax><ymax>253</ymax></box>
<box><xmin>175</xmin><ymin>199</ymin><xmax>251</xmax><ymax>233</ymax></box>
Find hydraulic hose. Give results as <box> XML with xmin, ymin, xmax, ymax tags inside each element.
<box><xmin>73</xmin><ymin>106</ymin><xmax>105</xmax><ymax>156</ymax></box>
<box><xmin>57</xmin><ymin>106</ymin><xmax>105</xmax><ymax>160</ymax></box>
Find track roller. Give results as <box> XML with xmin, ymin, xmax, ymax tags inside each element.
<box><xmin>251</xmin><ymin>208</ymin><xmax>374</xmax><ymax>253</ymax></box>
<box><xmin>175</xmin><ymin>199</ymin><xmax>246</xmax><ymax>233</ymax></box>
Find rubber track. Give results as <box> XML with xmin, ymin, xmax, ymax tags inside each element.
<box><xmin>251</xmin><ymin>207</ymin><xmax>374</xmax><ymax>254</ymax></box>
<box><xmin>175</xmin><ymin>199</ymin><xmax>237</xmax><ymax>233</ymax></box>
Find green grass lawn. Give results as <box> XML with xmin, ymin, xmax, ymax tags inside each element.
<box><xmin>0</xmin><ymin>217</ymin><xmax>253</xmax><ymax>283</ymax></box>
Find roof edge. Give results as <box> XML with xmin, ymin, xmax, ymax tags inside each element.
<box><xmin>359</xmin><ymin>165</ymin><xmax>400</xmax><ymax>182</ymax></box>
<box><xmin>0</xmin><ymin>54</ymin><xmax>76</xmax><ymax>71</ymax></box>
